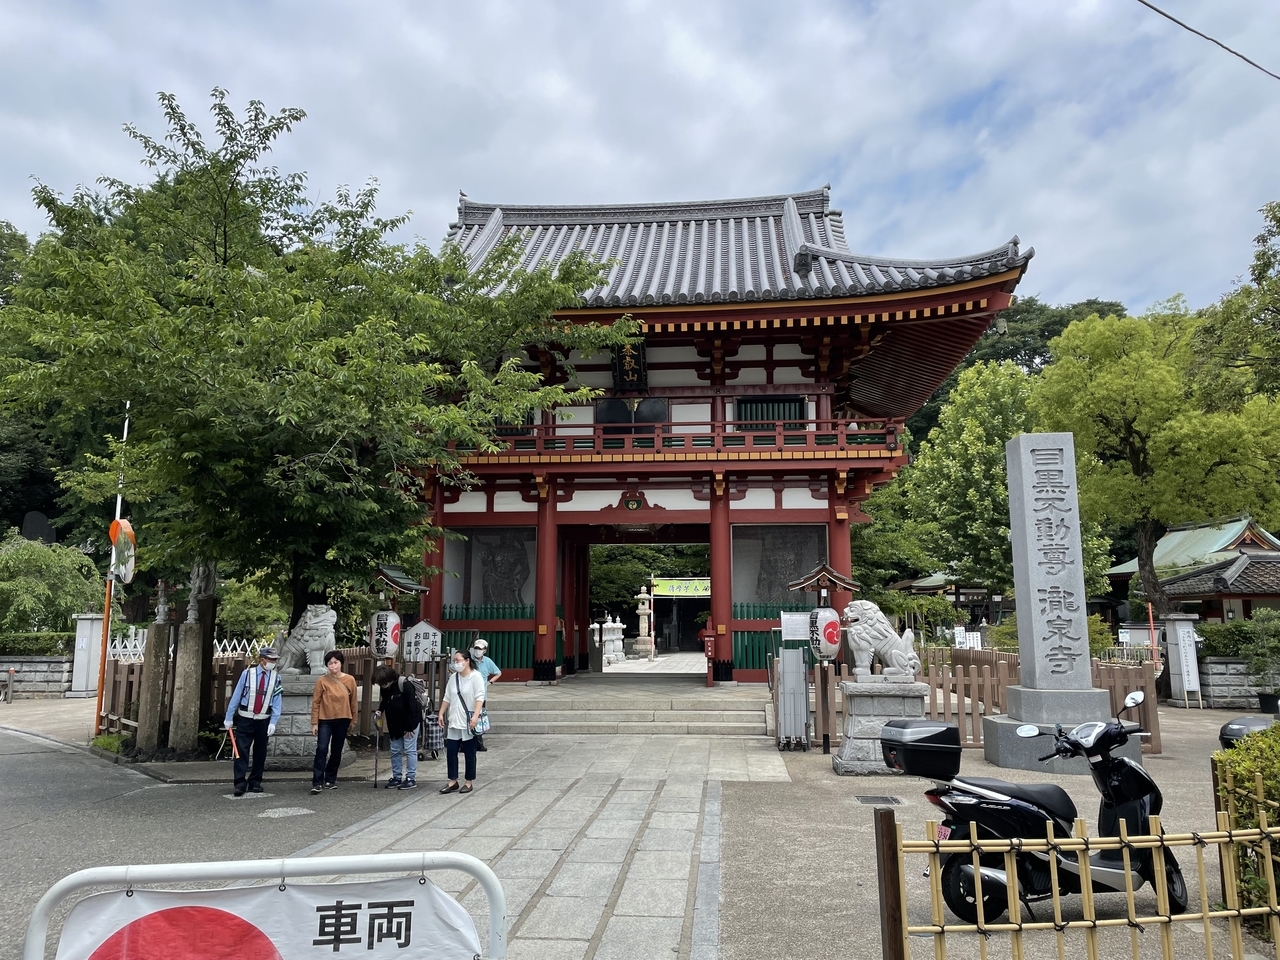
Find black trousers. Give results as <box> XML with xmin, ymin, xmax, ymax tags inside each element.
<box><xmin>233</xmin><ymin>715</ymin><xmax>270</xmax><ymax>791</ymax></box>
<box><xmin>446</xmin><ymin>736</ymin><xmax>477</xmax><ymax>782</ymax></box>
<box><xmin>312</xmin><ymin>718</ymin><xmax>350</xmax><ymax>787</ymax></box>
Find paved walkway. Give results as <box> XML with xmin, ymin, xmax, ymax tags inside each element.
<box><xmin>5</xmin><ymin>692</ymin><xmax>1269</xmax><ymax>959</ymax></box>
<box><xmin>604</xmin><ymin>652</ymin><xmax>708</xmax><ymax>675</ymax></box>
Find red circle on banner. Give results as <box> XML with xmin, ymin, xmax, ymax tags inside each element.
<box><xmin>390</xmin><ymin>622</ymin><xmax>401</xmax><ymax>647</ymax></box>
<box><xmin>822</xmin><ymin>620</ymin><xmax>840</xmax><ymax>643</ymax></box>
<box><xmin>88</xmin><ymin>906</ymin><xmax>281</xmax><ymax>960</ymax></box>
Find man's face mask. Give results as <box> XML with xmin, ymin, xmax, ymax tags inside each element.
<box><xmin>470</xmin><ymin>648</ymin><xmax>483</xmax><ymax>660</ymax></box>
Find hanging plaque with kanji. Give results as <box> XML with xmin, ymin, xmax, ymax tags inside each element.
<box><xmin>611</xmin><ymin>342</ymin><xmax>647</xmax><ymax>392</ymax></box>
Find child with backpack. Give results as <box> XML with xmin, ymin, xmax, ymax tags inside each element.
<box><xmin>372</xmin><ymin>665</ymin><xmax>423</xmax><ymax>790</ymax></box>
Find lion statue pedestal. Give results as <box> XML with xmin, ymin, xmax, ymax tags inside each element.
<box><xmin>832</xmin><ymin>600</ymin><xmax>928</xmax><ymax>776</ymax></box>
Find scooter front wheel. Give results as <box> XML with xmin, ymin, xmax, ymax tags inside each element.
<box><xmin>1165</xmin><ymin>853</ymin><xmax>1189</xmax><ymax>915</ymax></box>
<box><xmin>940</xmin><ymin>854</ymin><xmax>1008</xmax><ymax>925</ymax></box>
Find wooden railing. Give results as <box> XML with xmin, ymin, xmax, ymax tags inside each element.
<box><xmin>922</xmin><ymin>655</ymin><xmax>1161</xmax><ymax>753</ymax></box>
<box><xmin>455</xmin><ymin>418</ymin><xmax>901</xmax><ymax>460</ymax></box>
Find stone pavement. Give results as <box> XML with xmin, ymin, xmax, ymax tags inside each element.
<box><xmin>299</xmin><ymin>735</ymin><xmax>788</xmax><ymax>960</ymax></box>
<box><xmin>4</xmin><ymin>690</ymin><xmax>1271</xmax><ymax>959</ymax></box>
<box><xmin>604</xmin><ymin>652</ymin><xmax>708</xmax><ymax>674</ymax></box>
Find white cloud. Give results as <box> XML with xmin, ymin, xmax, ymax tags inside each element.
<box><xmin>0</xmin><ymin>0</ymin><xmax>1276</xmax><ymax>311</ymax></box>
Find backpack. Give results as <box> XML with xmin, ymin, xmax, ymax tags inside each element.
<box><xmin>399</xmin><ymin>675</ymin><xmax>433</xmax><ymax>715</ymax></box>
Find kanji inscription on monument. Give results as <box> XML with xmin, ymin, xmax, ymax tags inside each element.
<box><xmin>1006</xmin><ymin>432</ymin><xmax>1090</xmax><ymax>690</ymax></box>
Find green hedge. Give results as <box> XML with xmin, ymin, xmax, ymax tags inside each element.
<box><xmin>1216</xmin><ymin>725</ymin><xmax>1280</xmax><ymax>935</ymax></box>
<box><xmin>0</xmin><ymin>632</ymin><xmax>74</xmax><ymax>656</ymax></box>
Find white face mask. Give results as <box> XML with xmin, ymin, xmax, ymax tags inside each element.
<box><xmin>470</xmin><ymin>648</ymin><xmax>483</xmax><ymax>660</ymax></box>
<box><xmin>451</xmin><ymin>661</ymin><xmax>465</xmax><ymax>673</ymax></box>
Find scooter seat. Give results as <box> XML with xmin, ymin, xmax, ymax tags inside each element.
<box><xmin>955</xmin><ymin>777</ymin><xmax>1079</xmax><ymax>823</ymax></box>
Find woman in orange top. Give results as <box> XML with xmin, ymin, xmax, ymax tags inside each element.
<box><xmin>310</xmin><ymin>649</ymin><xmax>358</xmax><ymax>795</ymax></box>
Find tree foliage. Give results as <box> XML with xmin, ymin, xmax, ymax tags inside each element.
<box><xmin>904</xmin><ymin>361</ymin><xmax>1035</xmax><ymax>590</ymax></box>
<box><xmin>589</xmin><ymin>544</ymin><xmax>709</xmax><ymax>616</ymax></box>
<box><xmin>1033</xmin><ymin>303</ymin><xmax>1280</xmax><ymax>615</ymax></box>
<box><xmin>1</xmin><ymin>90</ymin><xmax>634</xmax><ymax>625</ymax></box>
<box><xmin>0</xmin><ymin>527</ymin><xmax>101</xmax><ymax>632</ymax></box>
<box><xmin>907</xmin><ymin>296</ymin><xmax>1127</xmax><ymax>444</ymax></box>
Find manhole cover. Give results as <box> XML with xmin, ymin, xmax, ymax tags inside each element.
<box><xmin>854</xmin><ymin>795</ymin><xmax>902</xmax><ymax>805</ymax></box>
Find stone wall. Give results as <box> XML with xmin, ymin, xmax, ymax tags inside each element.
<box><xmin>266</xmin><ymin>676</ymin><xmax>319</xmax><ymax>770</ymax></box>
<box><xmin>1198</xmin><ymin>657</ymin><xmax>1264</xmax><ymax>710</ymax></box>
<box><xmin>0</xmin><ymin>656</ymin><xmax>73</xmax><ymax>699</ymax></box>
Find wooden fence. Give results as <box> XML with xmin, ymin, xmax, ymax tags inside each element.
<box><xmin>922</xmin><ymin>655</ymin><xmax>1161</xmax><ymax>753</ymax></box>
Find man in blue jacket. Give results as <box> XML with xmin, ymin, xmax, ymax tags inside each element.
<box><xmin>223</xmin><ymin>646</ymin><xmax>284</xmax><ymax>796</ymax></box>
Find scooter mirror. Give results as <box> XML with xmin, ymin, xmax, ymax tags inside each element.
<box><xmin>1015</xmin><ymin>723</ymin><xmax>1041</xmax><ymax>738</ymax></box>
<box><xmin>1123</xmin><ymin>690</ymin><xmax>1145</xmax><ymax>710</ymax></box>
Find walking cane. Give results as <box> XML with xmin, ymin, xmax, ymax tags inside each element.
<box><xmin>373</xmin><ymin>713</ymin><xmax>380</xmax><ymax>789</ymax></box>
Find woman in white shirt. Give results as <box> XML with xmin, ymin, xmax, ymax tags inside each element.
<box><xmin>438</xmin><ymin>648</ymin><xmax>486</xmax><ymax>794</ymax></box>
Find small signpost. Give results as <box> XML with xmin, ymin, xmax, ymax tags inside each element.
<box><xmin>402</xmin><ymin>620</ymin><xmax>443</xmax><ymax>661</ymax></box>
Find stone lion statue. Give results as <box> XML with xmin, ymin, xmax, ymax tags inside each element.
<box><xmin>842</xmin><ymin>600</ymin><xmax>921</xmax><ymax>679</ymax></box>
<box><xmin>279</xmin><ymin>604</ymin><xmax>338</xmax><ymax>675</ymax></box>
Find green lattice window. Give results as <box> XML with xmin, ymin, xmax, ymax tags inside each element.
<box><xmin>735</xmin><ymin>397</ymin><xmax>805</xmax><ymax>431</ymax></box>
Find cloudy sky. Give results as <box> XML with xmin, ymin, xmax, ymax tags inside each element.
<box><xmin>2</xmin><ymin>1</ymin><xmax>1277</xmax><ymax>311</ymax></box>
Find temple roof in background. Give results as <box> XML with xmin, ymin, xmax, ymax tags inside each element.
<box><xmin>448</xmin><ymin>186</ymin><xmax>1033</xmax><ymax>308</ymax></box>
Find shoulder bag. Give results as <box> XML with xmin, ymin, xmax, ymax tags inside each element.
<box><xmin>453</xmin><ymin>673</ymin><xmax>491</xmax><ymax>735</ymax></box>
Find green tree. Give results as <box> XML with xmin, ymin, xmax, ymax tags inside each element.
<box><xmin>1194</xmin><ymin>201</ymin><xmax>1280</xmax><ymax>402</ymax></box>
<box><xmin>0</xmin><ymin>527</ymin><xmax>101</xmax><ymax>632</ymax></box>
<box><xmin>1034</xmin><ymin>304</ymin><xmax>1280</xmax><ymax>615</ymax></box>
<box><xmin>589</xmin><ymin>544</ymin><xmax>709</xmax><ymax>615</ymax></box>
<box><xmin>904</xmin><ymin>361</ymin><xmax>1034</xmax><ymax>590</ymax></box>
<box><xmin>907</xmin><ymin>296</ymin><xmax>1127</xmax><ymax>444</ymax></box>
<box><xmin>849</xmin><ymin>479</ymin><xmax>941</xmax><ymax>593</ymax></box>
<box><xmin>1</xmin><ymin>90</ymin><xmax>633</xmax><ymax>625</ymax></box>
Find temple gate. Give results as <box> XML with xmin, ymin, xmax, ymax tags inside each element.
<box><xmin>420</xmin><ymin>186</ymin><xmax>1032</xmax><ymax>682</ymax></box>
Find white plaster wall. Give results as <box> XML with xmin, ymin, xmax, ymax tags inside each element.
<box><xmin>772</xmin><ymin>368</ymin><xmax>815</xmax><ymax>385</ymax></box>
<box><xmin>641</xmin><ymin>488</ymin><xmax>703</xmax><ymax>511</ymax></box>
<box><xmin>555</xmin><ymin>405</ymin><xmax>594</xmax><ymax>436</ymax></box>
<box><xmin>730</xmin><ymin>488</ymin><xmax>775</xmax><ymax>510</ymax></box>
<box><xmin>560</xmin><ymin>490</ymin><xmax>621</xmax><ymax>512</ymax></box>
<box><xmin>493</xmin><ymin>491</ymin><xmax>537</xmax><ymax>513</ymax></box>
<box><xmin>782</xmin><ymin>487</ymin><xmax>823</xmax><ymax>509</ymax></box>
<box><xmin>773</xmin><ymin>344</ymin><xmax>808</xmax><ymax>360</ymax></box>
<box><xmin>648</xmin><ymin>346</ymin><xmax>702</xmax><ymax>364</ymax></box>
<box><xmin>670</xmin><ymin>402</ymin><xmax>711</xmax><ymax>433</ymax></box>
<box><xmin>444</xmin><ymin>491</ymin><xmax>488</xmax><ymax>514</ymax></box>
<box><xmin>648</xmin><ymin>367</ymin><xmax>705</xmax><ymax>387</ymax></box>
<box><xmin>731</xmin><ymin>367</ymin><xmax>768</xmax><ymax>385</ymax></box>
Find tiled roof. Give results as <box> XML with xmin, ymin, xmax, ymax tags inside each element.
<box><xmin>1162</xmin><ymin>552</ymin><xmax>1280</xmax><ymax>597</ymax></box>
<box><xmin>447</xmin><ymin>186</ymin><xmax>1033</xmax><ymax>308</ymax></box>
<box><xmin>1108</xmin><ymin>516</ymin><xmax>1280</xmax><ymax>576</ymax></box>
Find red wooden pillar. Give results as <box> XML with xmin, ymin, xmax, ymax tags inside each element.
<box><xmin>828</xmin><ymin>473</ymin><xmax>854</xmax><ymax>614</ymax></box>
<box><xmin>577</xmin><ymin>544</ymin><xmax>592</xmax><ymax>670</ymax></box>
<box><xmin>561</xmin><ymin>537</ymin><xmax>577</xmax><ymax>674</ymax></box>
<box><xmin>533</xmin><ymin>477</ymin><xmax>558</xmax><ymax>681</ymax></box>
<box><xmin>709</xmin><ymin>473</ymin><xmax>733</xmax><ymax>682</ymax></box>
<box><xmin>421</xmin><ymin>479</ymin><xmax>445</xmax><ymax>624</ymax></box>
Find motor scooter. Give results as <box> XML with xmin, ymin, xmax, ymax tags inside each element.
<box><xmin>913</xmin><ymin>691</ymin><xmax>1188</xmax><ymax>923</ymax></box>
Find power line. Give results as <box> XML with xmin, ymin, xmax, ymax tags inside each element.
<box><xmin>1134</xmin><ymin>0</ymin><xmax>1280</xmax><ymax>83</ymax></box>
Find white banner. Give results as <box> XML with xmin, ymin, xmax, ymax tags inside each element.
<box><xmin>55</xmin><ymin>876</ymin><xmax>481</xmax><ymax>960</ymax></box>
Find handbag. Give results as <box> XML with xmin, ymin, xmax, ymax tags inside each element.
<box><xmin>454</xmin><ymin>673</ymin><xmax>491</xmax><ymax>736</ymax></box>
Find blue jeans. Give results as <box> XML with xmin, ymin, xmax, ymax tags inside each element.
<box><xmin>312</xmin><ymin>718</ymin><xmax>350</xmax><ymax>787</ymax></box>
<box><xmin>389</xmin><ymin>728</ymin><xmax>418</xmax><ymax>780</ymax></box>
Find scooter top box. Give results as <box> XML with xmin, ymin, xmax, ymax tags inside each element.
<box><xmin>880</xmin><ymin>719</ymin><xmax>962</xmax><ymax>779</ymax></box>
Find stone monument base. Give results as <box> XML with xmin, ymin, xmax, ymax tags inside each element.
<box><xmin>832</xmin><ymin>680</ymin><xmax>928</xmax><ymax>776</ymax></box>
<box><xmin>982</xmin><ymin>713</ymin><xmax>1142</xmax><ymax>774</ymax></box>
<box><xmin>266</xmin><ymin>676</ymin><xmax>337</xmax><ymax>771</ymax></box>
<box><xmin>1005</xmin><ymin>685</ymin><xmax>1113</xmax><ymax>725</ymax></box>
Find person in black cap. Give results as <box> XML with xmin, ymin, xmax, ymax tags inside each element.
<box><xmin>223</xmin><ymin>646</ymin><xmax>283</xmax><ymax>796</ymax></box>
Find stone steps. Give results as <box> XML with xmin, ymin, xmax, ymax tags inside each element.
<box><xmin>485</xmin><ymin>698</ymin><xmax>768</xmax><ymax>736</ymax></box>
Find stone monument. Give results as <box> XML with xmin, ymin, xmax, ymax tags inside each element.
<box><xmin>983</xmin><ymin>433</ymin><xmax>1135</xmax><ymax>772</ymax></box>
<box><xmin>169</xmin><ymin>560</ymin><xmax>215</xmax><ymax>753</ymax></box>
<box><xmin>135</xmin><ymin>580</ymin><xmax>170</xmax><ymax>753</ymax></box>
